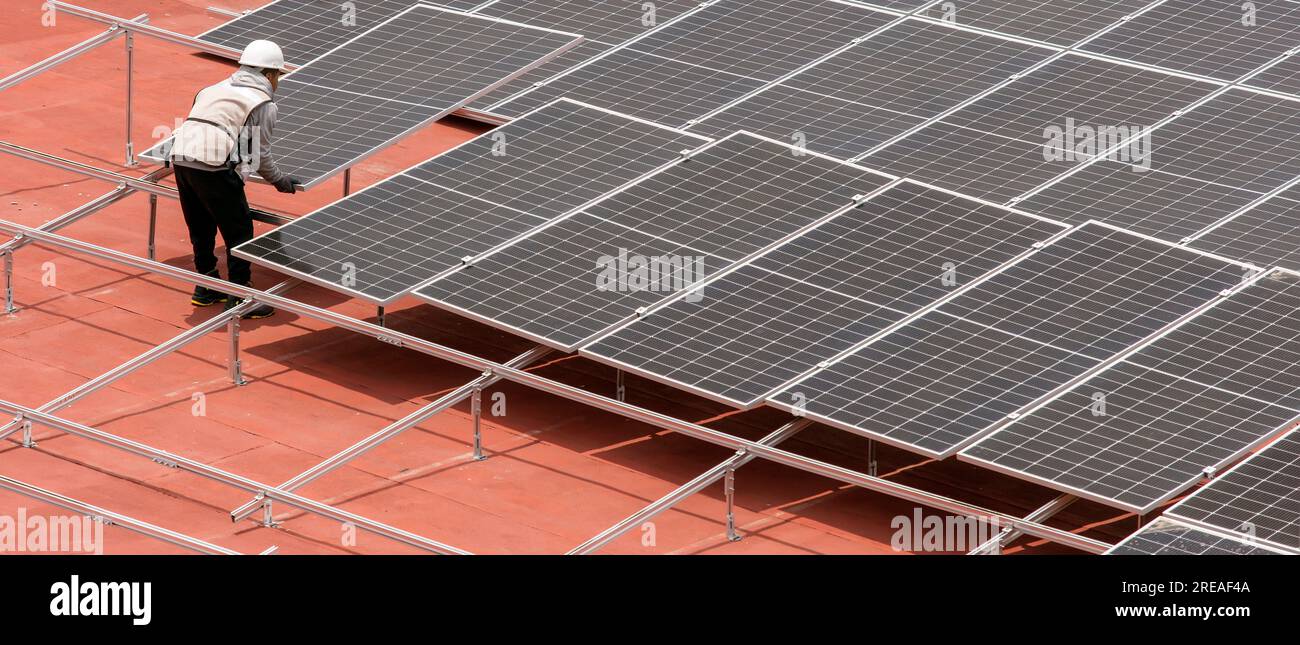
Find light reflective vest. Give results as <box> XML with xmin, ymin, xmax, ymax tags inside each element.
<box><xmin>169</xmin><ymin>79</ymin><xmax>272</xmax><ymax>167</ymax></box>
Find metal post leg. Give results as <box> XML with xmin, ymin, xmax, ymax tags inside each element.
<box><xmin>3</xmin><ymin>249</ymin><xmax>14</xmax><ymax>314</ymax></box>
<box><xmin>20</xmin><ymin>418</ymin><xmax>35</xmax><ymax>448</ymax></box>
<box><xmin>343</xmin><ymin>169</ymin><xmax>351</xmax><ymax>196</ymax></box>
<box><xmin>376</xmin><ymin>305</ymin><xmax>385</xmax><ymax>327</ymax></box>
<box><xmin>616</xmin><ymin>369</ymin><xmax>625</xmax><ymax>402</ymax></box>
<box><xmin>260</xmin><ymin>497</ymin><xmax>277</xmax><ymax>528</ymax></box>
<box><xmin>471</xmin><ymin>387</ymin><xmax>485</xmax><ymax>461</ymax></box>
<box><xmin>228</xmin><ymin>317</ymin><xmax>246</xmax><ymax>386</ymax></box>
<box><xmin>867</xmin><ymin>439</ymin><xmax>877</xmax><ymax>477</ymax></box>
<box><xmin>146</xmin><ymin>193</ymin><xmax>157</xmax><ymax>260</ymax></box>
<box><xmin>725</xmin><ymin>468</ymin><xmax>739</xmax><ymax>541</ymax></box>
<box><xmin>124</xmin><ymin>31</ymin><xmax>136</xmax><ymax>167</ymax></box>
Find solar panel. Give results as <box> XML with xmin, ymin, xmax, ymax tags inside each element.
<box><xmin>199</xmin><ymin>0</ymin><xmax>484</xmax><ymax>64</ymax></box>
<box><xmin>467</xmin><ymin>0</ymin><xmax>697</xmax><ymax>109</ymax></box>
<box><xmin>1190</xmin><ymin>192</ymin><xmax>1300</xmax><ymax>270</ymax></box>
<box><xmin>865</xmin><ymin>53</ymin><xmax>1217</xmax><ymax>203</ymax></box>
<box><xmin>1107</xmin><ymin>517</ymin><xmax>1283</xmax><ymax>555</ymax></box>
<box><xmin>772</xmin><ymin>222</ymin><xmax>1247</xmax><ymax>458</ymax></box>
<box><xmin>483</xmin><ymin>47</ymin><xmax>771</xmax><ymax>125</ymax></box>
<box><xmin>1125</xmin><ymin>271</ymin><xmax>1300</xmax><ymax>410</ymax></box>
<box><xmin>1244</xmin><ymin>51</ymin><xmax>1300</xmax><ymax>95</ymax></box>
<box><xmin>234</xmin><ymin>100</ymin><xmax>708</xmax><ymax>303</ymax></box>
<box><xmin>581</xmin><ymin>181</ymin><xmax>1066</xmax><ymax>407</ymax></box>
<box><xmin>1169</xmin><ymin>428</ymin><xmax>1300</xmax><ymax>554</ymax></box>
<box><xmin>415</xmin><ymin>133</ymin><xmax>893</xmax><ymax>350</ymax></box>
<box><xmin>686</xmin><ymin>19</ymin><xmax>1054</xmax><ymax>158</ymax></box>
<box><xmin>625</xmin><ymin>0</ymin><xmax>894</xmax><ymax>81</ymax></box>
<box><xmin>148</xmin><ymin>5</ymin><xmax>584</xmax><ymax>187</ymax></box>
<box><xmin>961</xmin><ymin>270</ymin><xmax>1300</xmax><ymax>513</ymax></box>
<box><xmin>1015</xmin><ymin>89</ymin><xmax>1300</xmax><ymax>243</ymax></box>
<box><xmin>963</xmin><ymin>360</ymin><xmax>1300</xmax><ymax>513</ymax></box>
<box><xmin>919</xmin><ymin>0</ymin><xmax>1153</xmax><ymax>46</ymax></box>
<box><xmin>1080</xmin><ymin>0</ymin><xmax>1300</xmax><ymax>82</ymax></box>
<box><xmin>488</xmin><ymin>0</ymin><xmax>895</xmax><ymax>124</ymax></box>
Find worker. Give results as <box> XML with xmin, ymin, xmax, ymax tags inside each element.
<box><xmin>168</xmin><ymin>39</ymin><xmax>300</xmax><ymax>319</ymax></box>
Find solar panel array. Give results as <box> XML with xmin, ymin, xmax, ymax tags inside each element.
<box><xmin>1168</xmin><ymin>428</ymin><xmax>1300</xmax><ymax>554</ymax></box>
<box><xmin>487</xmin><ymin>0</ymin><xmax>898</xmax><ymax>125</ymax></box>
<box><xmin>234</xmin><ymin>100</ymin><xmax>708</xmax><ymax>302</ymax></box>
<box><xmin>415</xmin><ymin>134</ymin><xmax>892</xmax><ymax>350</ymax></box>
<box><xmin>206</xmin><ymin>0</ymin><xmax>1300</xmax><ymax>541</ymax></box>
<box><xmin>1107</xmin><ymin>517</ymin><xmax>1283</xmax><ymax>555</ymax></box>
<box><xmin>772</xmin><ymin>223</ymin><xmax>1246</xmax><ymax>458</ymax></box>
<box><xmin>581</xmin><ymin>181</ymin><xmax>1066</xmax><ymax>406</ymax></box>
<box><xmin>155</xmin><ymin>5</ymin><xmax>583</xmax><ymax>187</ymax></box>
<box><xmin>199</xmin><ymin>0</ymin><xmax>485</xmax><ymax>63</ymax></box>
<box><xmin>962</xmin><ymin>270</ymin><xmax>1300</xmax><ymax>513</ymax></box>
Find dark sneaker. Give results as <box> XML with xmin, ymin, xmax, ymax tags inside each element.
<box><xmin>225</xmin><ymin>283</ymin><xmax>274</xmax><ymax>320</ymax></box>
<box><xmin>191</xmin><ymin>271</ymin><xmax>228</xmax><ymax>306</ymax></box>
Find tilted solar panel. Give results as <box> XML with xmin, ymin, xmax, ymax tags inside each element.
<box><xmin>489</xmin><ymin>0</ymin><xmax>895</xmax><ymax>125</ymax></box>
<box><xmin>1190</xmin><ymin>191</ymin><xmax>1300</xmax><ymax>270</ymax></box>
<box><xmin>919</xmin><ymin>0</ymin><xmax>1153</xmax><ymax>47</ymax></box>
<box><xmin>581</xmin><ymin>181</ymin><xmax>1066</xmax><ymax>407</ymax></box>
<box><xmin>1080</xmin><ymin>0</ymin><xmax>1300</xmax><ymax>82</ymax></box>
<box><xmin>1169</xmin><ymin>428</ymin><xmax>1300</xmax><ymax>554</ymax></box>
<box><xmin>772</xmin><ymin>222</ymin><xmax>1247</xmax><ymax>458</ymax></box>
<box><xmin>199</xmin><ymin>0</ymin><xmax>484</xmax><ymax>64</ymax></box>
<box><xmin>468</xmin><ymin>0</ymin><xmax>697</xmax><ymax>109</ymax></box>
<box><xmin>1016</xmin><ymin>89</ymin><xmax>1300</xmax><ymax>244</ymax></box>
<box><xmin>687</xmin><ymin>19</ymin><xmax>1054</xmax><ymax>158</ymax></box>
<box><xmin>415</xmin><ymin>133</ymin><xmax>893</xmax><ymax>350</ymax></box>
<box><xmin>961</xmin><ymin>270</ymin><xmax>1300</xmax><ymax>513</ymax></box>
<box><xmin>234</xmin><ymin>100</ymin><xmax>708</xmax><ymax>303</ymax></box>
<box><xmin>865</xmin><ymin>53</ymin><xmax>1217</xmax><ymax>203</ymax></box>
<box><xmin>1107</xmin><ymin>517</ymin><xmax>1284</xmax><ymax>555</ymax></box>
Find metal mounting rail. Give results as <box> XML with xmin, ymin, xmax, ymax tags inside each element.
<box><xmin>227</xmin><ymin>345</ymin><xmax>553</xmax><ymax>523</ymax></box>
<box><xmin>0</xmin><ymin>399</ymin><xmax>470</xmax><ymax>555</ymax></box>
<box><xmin>0</xmin><ymin>474</ymin><xmax>245</xmax><ymax>555</ymax></box>
<box><xmin>0</xmin><ymin>217</ymin><xmax>1111</xmax><ymax>554</ymax></box>
<box><xmin>569</xmin><ymin>418</ymin><xmax>811</xmax><ymax>555</ymax></box>
<box><xmin>0</xmin><ymin>141</ymin><xmax>291</xmax><ymax>225</ymax></box>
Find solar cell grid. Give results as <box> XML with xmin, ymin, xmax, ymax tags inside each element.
<box><xmin>1108</xmin><ymin>517</ymin><xmax>1281</xmax><ymax>555</ymax></box>
<box><xmin>235</xmin><ymin>100</ymin><xmax>709</xmax><ymax>303</ymax></box>
<box><xmin>1125</xmin><ymin>271</ymin><xmax>1300</xmax><ymax>410</ymax></box>
<box><xmin>416</xmin><ymin>133</ymin><xmax>893</xmax><ymax>350</ymax></box>
<box><xmin>626</xmin><ymin>0</ymin><xmax>894</xmax><ymax>81</ymax></box>
<box><xmin>1016</xmin><ymin>89</ymin><xmax>1300</xmax><ymax>242</ymax></box>
<box><xmin>961</xmin><ymin>360</ymin><xmax>1300</xmax><ymax>512</ymax></box>
<box><xmin>959</xmin><ymin>269</ymin><xmax>1300</xmax><ymax>513</ymax></box>
<box><xmin>282</xmin><ymin>7</ymin><xmax>582</xmax><ymax>107</ymax></box>
<box><xmin>199</xmin><ymin>0</ymin><xmax>483</xmax><ymax>64</ymax></box>
<box><xmin>1170</xmin><ymin>429</ymin><xmax>1300</xmax><ymax>553</ymax></box>
<box><xmin>487</xmin><ymin>48</ymin><xmax>770</xmax><ymax>123</ymax></box>
<box><xmin>920</xmin><ymin>0</ymin><xmax>1153</xmax><ymax>47</ymax></box>
<box><xmin>687</xmin><ymin>19</ymin><xmax>1054</xmax><ymax>157</ymax></box>
<box><xmin>490</xmin><ymin>0</ymin><xmax>896</xmax><ymax>125</ymax></box>
<box><xmin>581</xmin><ymin>181</ymin><xmax>1066</xmax><ymax>406</ymax></box>
<box><xmin>866</xmin><ymin>54</ymin><xmax>1217</xmax><ymax>202</ymax></box>
<box><xmin>468</xmin><ymin>0</ymin><xmax>697</xmax><ymax>109</ymax></box>
<box><xmin>775</xmin><ymin>222</ymin><xmax>1247</xmax><ymax>457</ymax></box>
<box><xmin>1190</xmin><ymin>193</ymin><xmax>1300</xmax><ymax>269</ymax></box>
<box><xmin>584</xmin><ymin>135</ymin><xmax>892</xmax><ymax>261</ymax></box>
<box><xmin>1081</xmin><ymin>0</ymin><xmax>1300</xmax><ymax>81</ymax></box>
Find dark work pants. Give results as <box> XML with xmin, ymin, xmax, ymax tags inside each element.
<box><xmin>174</xmin><ymin>165</ymin><xmax>254</xmax><ymax>285</ymax></box>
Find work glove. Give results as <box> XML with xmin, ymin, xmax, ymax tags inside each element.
<box><xmin>274</xmin><ymin>176</ymin><xmax>302</xmax><ymax>194</ymax></box>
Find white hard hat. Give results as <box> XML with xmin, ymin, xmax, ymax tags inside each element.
<box><xmin>238</xmin><ymin>40</ymin><xmax>285</xmax><ymax>71</ymax></box>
